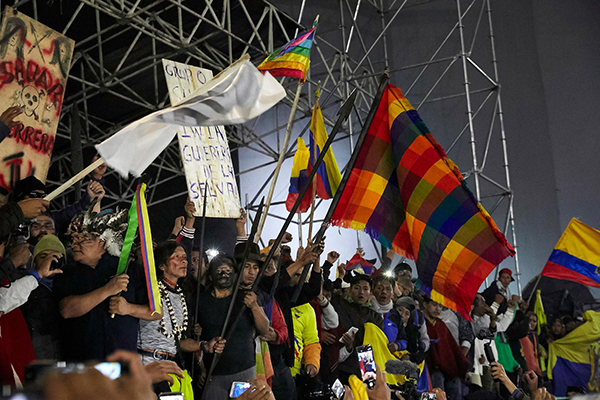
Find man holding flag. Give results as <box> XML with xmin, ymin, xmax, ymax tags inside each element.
<box><xmin>53</xmin><ymin>208</ymin><xmax>151</xmax><ymax>361</ymax></box>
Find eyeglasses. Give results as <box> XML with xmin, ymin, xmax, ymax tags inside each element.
<box><xmin>28</xmin><ymin>191</ymin><xmax>47</xmax><ymax>199</ymax></box>
<box><xmin>31</xmin><ymin>222</ymin><xmax>55</xmax><ymax>230</ymax></box>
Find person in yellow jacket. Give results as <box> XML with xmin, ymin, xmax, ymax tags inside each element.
<box><xmin>291</xmin><ymin>302</ymin><xmax>321</xmax><ymax>377</ymax></box>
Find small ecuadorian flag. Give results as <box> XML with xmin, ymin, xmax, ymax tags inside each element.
<box><xmin>118</xmin><ymin>183</ymin><xmax>161</xmax><ymax>314</ymax></box>
<box><xmin>541</xmin><ymin>218</ymin><xmax>600</xmax><ymax>288</ymax></box>
<box><xmin>285</xmin><ymin>104</ymin><xmax>342</xmax><ymax>213</ymax></box>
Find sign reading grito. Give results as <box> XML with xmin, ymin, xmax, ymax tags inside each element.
<box><xmin>162</xmin><ymin>59</ymin><xmax>241</xmax><ymax>218</ymax></box>
<box><xmin>0</xmin><ymin>7</ymin><xmax>74</xmax><ymax>190</ymax></box>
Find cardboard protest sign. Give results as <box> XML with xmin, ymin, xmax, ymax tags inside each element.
<box><xmin>162</xmin><ymin>59</ymin><xmax>241</xmax><ymax>218</ymax></box>
<box><xmin>0</xmin><ymin>7</ymin><xmax>74</xmax><ymax>190</ymax></box>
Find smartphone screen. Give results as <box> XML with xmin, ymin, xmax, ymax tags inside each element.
<box><xmin>356</xmin><ymin>344</ymin><xmax>376</xmax><ymax>389</ymax></box>
<box><xmin>158</xmin><ymin>393</ymin><xmax>184</xmax><ymax>400</ymax></box>
<box><xmin>94</xmin><ymin>362</ymin><xmax>122</xmax><ymax>380</ymax></box>
<box><xmin>230</xmin><ymin>381</ymin><xmax>251</xmax><ymax>398</ymax></box>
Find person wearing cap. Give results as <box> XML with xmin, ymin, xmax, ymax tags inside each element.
<box><xmin>19</xmin><ymin>234</ymin><xmax>67</xmax><ymax>359</ymax></box>
<box><xmin>482</xmin><ymin>268</ymin><xmax>515</xmax><ymax>312</ymax></box>
<box><xmin>0</xmin><ymin>234</ymin><xmax>65</xmax><ymax>316</ymax></box>
<box><xmin>0</xmin><ymin>234</ymin><xmax>64</xmax><ymax>387</ymax></box>
<box><xmin>331</xmin><ymin>274</ymin><xmax>383</xmax><ymax>385</ymax></box>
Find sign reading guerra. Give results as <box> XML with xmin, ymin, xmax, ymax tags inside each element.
<box><xmin>0</xmin><ymin>7</ymin><xmax>74</xmax><ymax>190</ymax></box>
<box><xmin>162</xmin><ymin>59</ymin><xmax>241</xmax><ymax>218</ymax></box>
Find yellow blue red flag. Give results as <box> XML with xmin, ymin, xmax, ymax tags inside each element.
<box><xmin>542</xmin><ymin>218</ymin><xmax>600</xmax><ymax>288</ymax></box>
<box><xmin>548</xmin><ymin>311</ymin><xmax>600</xmax><ymax>396</ymax></box>
<box><xmin>286</xmin><ymin>104</ymin><xmax>341</xmax><ymax>212</ymax></box>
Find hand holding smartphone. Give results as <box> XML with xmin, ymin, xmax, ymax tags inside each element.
<box><xmin>230</xmin><ymin>381</ymin><xmax>251</xmax><ymax>398</ymax></box>
<box><xmin>356</xmin><ymin>344</ymin><xmax>376</xmax><ymax>389</ymax></box>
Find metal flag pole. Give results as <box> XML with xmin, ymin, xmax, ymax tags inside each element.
<box><xmin>291</xmin><ymin>73</ymin><xmax>389</xmax><ymax>303</ymax></box>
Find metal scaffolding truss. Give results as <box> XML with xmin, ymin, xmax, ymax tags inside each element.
<box><xmin>10</xmin><ymin>0</ymin><xmax>520</xmax><ymax>292</ymax></box>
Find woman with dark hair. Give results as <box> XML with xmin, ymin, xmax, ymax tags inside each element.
<box><xmin>137</xmin><ymin>241</ymin><xmax>224</xmax><ymax>370</ymax></box>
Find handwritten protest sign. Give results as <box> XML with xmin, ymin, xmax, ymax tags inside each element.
<box><xmin>162</xmin><ymin>59</ymin><xmax>241</xmax><ymax>218</ymax></box>
<box><xmin>0</xmin><ymin>7</ymin><xmax>74</xmax><ymax>190</ymax></box>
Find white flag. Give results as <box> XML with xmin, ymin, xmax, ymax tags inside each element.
<box><xmin>96</xmin><ymin>60</ymin><xmax>286</xmax><ymax>177</ymax></box>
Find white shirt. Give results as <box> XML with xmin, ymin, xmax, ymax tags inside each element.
<box><xmin>0</xmin><ymin>275</ymin><xmax>38</xmax><ymax>316</ymax></box>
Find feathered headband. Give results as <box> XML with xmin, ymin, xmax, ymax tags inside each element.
<box><xmin>67</xmin><ymin>199</ymin><xmax>129</xmax><ymax>257</ymax></box>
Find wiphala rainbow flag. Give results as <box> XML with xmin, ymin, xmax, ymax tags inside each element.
<box><xmin>330</xmin><ymin>84</ymin><xmax>515</xmax><ymax>318</ymax></box>
<box><xmin>257</xmin><ymin>22</ymin><xmax>316</xmax><ymax>82</ymax></box>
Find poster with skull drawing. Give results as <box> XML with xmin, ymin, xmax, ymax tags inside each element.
<box><xmin>0</xmin><ymin>7</ymin><xmax>74</xmax><ymax>190</ymax></box>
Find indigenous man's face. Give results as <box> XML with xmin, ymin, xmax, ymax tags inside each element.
<box><xmin>373</xmin><ymin>280</ymin><xmax>393</xmax><ymax>305</ymax></box>
<box><xmin>212</xmin><ymin>263</ymin><xmax>235</xmax><ymax>290</ymax></box>
<box><xmin>499</xmin><ymin>273</ymin><xmax>512</xmax><ymax>288</ymax></box>
<box><xmin>71</xmin><ymin>234</ymin><xmax>104</xmax><ymax>266</ymax></box>
<box><xmin>350</xmin><ymin>280</ymin><xmax>371</xmax><ymax>305</ymax></box>
<box><xmin>242</xmin><ymin>261</ymin><xmax>260</xmax><ymax>287</ymax></box>
<box><xmin>162</xmin><ymin>246</ymin><xmax>188</xmax><ymax>280</ymax></box>
<box><xmin>424</xmin><ymin>301</ymin><xmax>442</xmax><ymax>320</ymax></box>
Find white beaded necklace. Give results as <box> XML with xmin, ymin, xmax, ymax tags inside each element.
<box><xmin>158</xmin><ymin>280</ymin><xmax>188</xmax><ymax>341</ymax></box>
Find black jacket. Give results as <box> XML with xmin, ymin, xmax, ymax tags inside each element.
<box><xmin>0</xmin><ymin>202</ymin><xmax>24</xmax><ymax>242</ymax></box>
<box><xmin>331</xmin><ymin>296</ymin><xmax>383</xmax><ymax>376</ymax></box>
<box><xmin>270</xmin><ymin>266</ymin><xmax>321</xmax><ymax>367</ymax></box>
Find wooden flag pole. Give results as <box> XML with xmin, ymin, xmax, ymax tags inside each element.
<box><xmin>308</xmin><ymin>84</ymin><xmax>321</xmax><ymax>241</ymax></box>
<box><xmin>45</xmin><ymin>157</ymin><xmax>105</xmax><ymax>201</ymax></box>
<box><xmin>255</xmin><ymin>14</ymin><xmax>320</xmax><ymax>243</ymax></box>
<box><xmin>255</xmin><ymin>80</ymin><xmax>303</xmax><ymax>242</ymax></box>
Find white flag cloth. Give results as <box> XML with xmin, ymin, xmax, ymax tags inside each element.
<box><xmin>96</xmin><ymin>60</ymin><xmax>286</xmax><ymax>177</ymax></box>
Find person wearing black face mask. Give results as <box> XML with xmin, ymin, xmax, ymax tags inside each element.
<box><xmin>196</xmin><ymin>255</ymin><xmax>271</xmax><ymax>400</ymax></box>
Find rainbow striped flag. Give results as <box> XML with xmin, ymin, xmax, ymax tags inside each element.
<box><xmin>330</xmin><ymin>84</ymin><xmax>515</xmax><ymax>318</ymax></box>
<box><xmin>286</xmin><ymin>104</ymin><xmax>342</xmax><ymax>212</ymax></box>
<box><xmin>257</xmin><ymin>22</ymin><xmax>316</xmax><ymax>82</ymax></box>
<box><xmin>541</xmin><ymin>218</ymin><xmax>600</xmax><ymax>288</ymax></box>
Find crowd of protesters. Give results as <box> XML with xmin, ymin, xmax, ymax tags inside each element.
<box><xmin>0</xmin><ymin>155</ymin><xmax>592</xmax><ymax>400</ymax></box>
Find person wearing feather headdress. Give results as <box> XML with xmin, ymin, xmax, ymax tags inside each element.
<box><xmin>53</xmin><ymin>206</ymin><xmax>154</xmax><ymax>361</ymax></box>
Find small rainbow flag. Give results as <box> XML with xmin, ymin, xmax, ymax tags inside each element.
<box><xmin>118</xmin><ymin>183</ymin><xmax>161</xmax><ymax>314</ymax></box>
<box><xmin>286</xmin><ymin>103</ymin><xmax>341</xmax><ymax>212</ymax></box>
<box><xmin>541</xmin><ymin>218</ymin><xmax>600</xmax><ymax>288</ymax></box>
<box><xmin>330</xmin><ymin>84</ymin><xmax>515</xmax><ymax>319</ymax></box>
<box><xmin>257</xmin><ymin>21</ymin><xmax>317</xmax><ymax>82</ymax></box>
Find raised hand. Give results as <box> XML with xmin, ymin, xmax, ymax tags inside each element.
<box><xmin>18</xmin><ymin>198</ymin><xmax>49</xmax><ymax>218</ymax></box>
<box><xmin>0</xmin><ymin>106</ymin><xmax>22</xmax><ymax>128</ymax></box>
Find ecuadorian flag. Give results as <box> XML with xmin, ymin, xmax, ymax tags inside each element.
<box><xmin>286</xmin><ymin>104</ymin><xmax>341</xmax><ymax>213</ymax></box>
<box><xmin>542</xmin><ymin>218</ymin><xmax>600</xmax><ymax>288</ymax></box>
<box><xmin>548</xmin><ymin>311</ymin><xmax>600</xmax><ymax>396</ymax></box>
